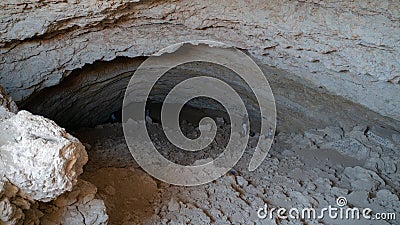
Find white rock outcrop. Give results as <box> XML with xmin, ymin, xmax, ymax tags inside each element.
<box><xmin>0</xmin><ymin>87</ymin><xmax>108</xmax><ymax>225</ymax></box>
<box><xmin>0</xmin><ymin>110</ymin><xmax>88</xmax><ymax>202</ymax></box>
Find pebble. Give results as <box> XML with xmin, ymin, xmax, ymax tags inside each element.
<box><xmin>168</xmin><ymin>198</ymin><xmax>180</xmax><ymax>212</ymax></box>
<box><xmin>236</xmin><ymin>176</ymin><xmax>248</xmax><ymax>187</ymax></box>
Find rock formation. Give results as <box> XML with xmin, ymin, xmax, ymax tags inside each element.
<box><xmin>0</xmin><ymin>86</ymin><xmax>17</xmax><ymax>114</ymax></box>
<box><xmin>0</xmin><ymin>110</ymin><xmax>88</xmax><ymax>202</ymax></box>
<box><xmin>0</xmin><ymin>1</ymin><xmax>399</xmax><ymax>224</ymax></box>
<box><xmin>0</xmin><ymin>87</ymin><xmax>108</xmax><ymax>225</ymax></box>
<box><xmin>1</xmin><ymin>0</ymin><xmax>399</xmax><ymax>124</ymax></box>
<box><xmin>40</xmin><ymin>179</ymin><xmax>108</xmax><ymax>225</ymax></box>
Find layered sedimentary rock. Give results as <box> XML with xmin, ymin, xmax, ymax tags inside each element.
<box><xmin>0</xmin><ymin>0</ymin><xmax>399</xmax><ymax>124</ymax></box>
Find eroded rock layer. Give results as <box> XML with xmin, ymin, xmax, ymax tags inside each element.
<box><xmin>1</xmin><ymin>0</ymin><xmax>399</xmax><ymax>123</ymax></box>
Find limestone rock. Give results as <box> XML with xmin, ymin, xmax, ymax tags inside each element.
<box><xmin>342</xmin><ymin>166</ymin><xmax>385</xmax><ymax>192</ymax></box>
<box><xmin>320</xmin><ymin>138</ymin><xmax>370</xmax><ymax>160</ymax></box>
<box><xmin>41</xmin><ymin>179</ymin><xmax>108</xmax><ymax>225</ymax></box>
<box><xmin>0</xmin><ymin>0</ymin><xmax>399</xmax><ymax>124</ymax></box>
<box><xmin>0</xmin><ymin>177</ymin><xmax>44</xmax><ymax>225</ymax></box>
<box><xmin>236</xmin><ymin>176</ymin><xmax>249</xmax><ymax>187</ymax></box>
<box><xmin>373</xmin><ymin>189</ymin><xmax>399</xmax><ymax>209</ymax></box>
<box><xmin>0</xmin><ymin>85</ymin><xmax>17</xmax><ymax>123</ymax></box>
<box><xmin>167</xmin><ymin>198</ymin><xmax>180</xmax><ymax>212</ymax></box>
<box><xmin>392</xmin><ymin>134</ymin><xmax>400</xmax><ymax>146</ymax></box>
<box><xmin>0</xmin><ymin>111</ymin><xmax>88</xmax><ymax>202</ymax></box>
<box><xmin>0</xmin><ymin>106</ymin><xmax>14</xmax><ymax>123</ymax></box>
<box><xmin>0</xmin><ymin>85</ymin><xmax>104</xmax><ymax>225</ymax></box>
<box><xmin>0</xmin><ymin>178</ymin><xmax>24</xmax><ymax>225</ymax></box>
<box><xmin>320</xmin><ymin>126</ymin><xmax>343</xmax><ymax>141</ymax></box>
<box><xmin>304</xmin><ymin>129</ymin><xmax>326</xmax><ymax>145</ymax></box>
<box><xmin>0</xmin><ymin>86</ymin><xmax>17</xmax><ymax>114</ymax></box>
<box><xmin>366</xmin><ymin>130</ymin><xmax>396</xmax><ymax>149</ymax></box>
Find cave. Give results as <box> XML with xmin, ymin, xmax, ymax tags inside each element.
<box><xmin>1</xmin><ymin>1</ymin><xmax>399</xmax><ymax>225</ymax></box>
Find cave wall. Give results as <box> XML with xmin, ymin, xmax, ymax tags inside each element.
<box><xmin>21</xmin><ymin>56</ymin><xmax>400</xmax><ymax>133</ymax></box>
<box><xmin>1</xmin><ymin>0</ymin><xmax>399</xmax><ymax>122</ymax></box>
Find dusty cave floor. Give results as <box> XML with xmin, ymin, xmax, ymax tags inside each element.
<box><xmin>72</xmin><ymin>121</ymin><xmax>400</xmax><ymax>225</ymax></box>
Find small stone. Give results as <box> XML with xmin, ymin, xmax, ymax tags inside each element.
<box><xmin>304</xmin><ymin>130</ymin><xmax>325</xmax><ymax>145</ymax></box>
<box><xmin>236</xmin><ymin>176</ymin><xmax>248</xmax><ymax>187</ymax></box>
<box><xmin>380</xmin><ymin>156</ymin><xmax>397</xmax><ymax>174</ymax></box>
<box><xmin>367</xmin><ymin>130</ymin><xmax>395</xmax><ymax>149</ymax></box>
<box><xmin>320</xmin><ymin>138</ymin><xmax>370</xmax><ymax>159</ymax></box>
<box><xmin>347</xmin><ymin>191</ymin><xmax>370</xmax><ymax>207</ymax></box>
<box><xmin>375</xmin><ymin>189</ymin><xmax>398</xmax><ymax>203</ymax></box>
<box><xmin>342</xmin><ymin>166</ymin><xmax>385</xmax><ymax>192</ymax></box>
<box><xmin>321</xmin><ymin>126</ymin><xmax>343</xmax><ymax>141</ymax></box>
<box><xmin>281</xmin><ymin>149</ymin><xmax>294</xmax><ymax>156</ymax></box>
<box><xmin>229</xmin><ymin>170</ymin><xmax>237</xmax><ymax>176</ymax></box>
<box><xmin>167</xmin><ymin>198</ymin><xmax>180</xmax><ymax>212</ymax></box>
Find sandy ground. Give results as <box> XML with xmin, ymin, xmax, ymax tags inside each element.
<box><xmin>73</xmin><ymin>120</ymin><xmax>399</xmax><ymax>225</ymax></box>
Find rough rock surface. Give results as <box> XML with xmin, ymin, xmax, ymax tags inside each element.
<box><xmin>0</xmin><ymin>86</ymin><xmax>17</xmax><ymax>114</ymax></box>
<box><xmin>0</xmin><ymin>88</ymin><xmax>108</xmax><ymax>225</ymax></box>
<box><xmin>0</xmin><ymin>0</ymin><xmax>399</xmax><ymax>123</ymax></box>
<box><xmin>0</xmin><ymin>110</ymin><xmax>88</xmax><ymax>202</ymax></box>
<box><xmin>76</xmin><ymin>120</ymin><xmax>400</xmax><ymax>225</ymax></box>
<box><xmin>1</xmin><ymin>175</ymin><xmax>108</xmax><ymax>225</ymax></box>
<box><xmin>40</xmin><ymin>179</ymin><xmax>108</xmax><ymax>225</ymax></box>
<box><xmin>0</xmin><ymin>178</ymin><xmax>26</xmax><ymax>225</ymax></box>
<box><xmin>22</xmin><ymin>59</ymin><xmax>400</xmax><ymax>132</ymax></box>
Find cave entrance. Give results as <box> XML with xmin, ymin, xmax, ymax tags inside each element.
<box><xmin>21</xmin><ymin>57</ymin><xmax>261</xmax><ymax>132</ymax></box>
<box><xmin>18</xmin><ymin>57</ymin><xmax>267</xmax><ymax>224</ymax></box>
<box><xmin>14</xmin><ymin>55</ymin><xmax>400</xmax><ymax>225</ymax></box>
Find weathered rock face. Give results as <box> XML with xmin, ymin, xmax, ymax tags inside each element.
<box><xmin>0</xmin><ymin>86</ymin><xmax>17</xmax><ymax>114</ymax></box>
<box><xmin>0</xmin><ymin>178</ymin><xmax>26</xmax><ymax>225</ymax></box>
<box><xmin>0</xmin><ymin>86</ymin><xmax>18</xmax><ymax>124</ymax></box>
<box><xmin>0</xmin><ymin>87</ymin><xmax>108</xmax><ymax>225</ymax></box>
<box><xmin>22</xmin><ymin>57</ymin><xmax>400</xmax><ymax>133</ymax></box>
<box><xmin>22</xmin><ymin>57</ymin><xmax>144</xmax><ymax>129</ymax></box>
<box><xmin>0</xmin><ymin>110</ymin><xmax>88</xmax><ymax>202</ymax></box>
<box><xmin>41</xmin><ymin>179</ymin><xmax>108</xmax><ymax>225</ymax></box>
<box><xmin>0</xmin><ymin>0</ymin><xmax>399</xmax><ymax>124</ymax></box>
